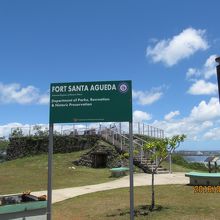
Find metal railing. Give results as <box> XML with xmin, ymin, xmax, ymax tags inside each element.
<box><xmin>99</xmin><ymin>125</ymin><xmax>156</xmax><ymax>165</ymax></box>
<box><xmin>7</xmin><ymin>122</ymin><xmax>164</xmax><ymax>139</ymax></box>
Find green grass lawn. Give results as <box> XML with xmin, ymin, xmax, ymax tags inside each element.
<box><xmin>0</xmin><ymin>150</ymin><xmax>195</xmax><ymax>195</ymax></box>
<box><xmin>0</xmin><ymin>150</ymin><xmax>117</xmax><ymax>195</ymax></box>
<box><xmin>2</xmin><ymin>151</ymin><xmax>216</xmax><ymax>219</ymax></box>
<box><xmin>53</xmin><ymin>184</ymin><xmax>220</xmax><ymax>220</ymax></box>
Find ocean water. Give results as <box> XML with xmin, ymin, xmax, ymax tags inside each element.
<box><xmin>183</xmin><ymin>156</ymin><xmax>220</xmax><ymax>165</ymax></box>
<box><xmin>183</xmin><ymin>156</ymin><xmax>207</xmax><ymax>163</ymax></box>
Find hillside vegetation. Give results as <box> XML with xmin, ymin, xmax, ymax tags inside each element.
<box><xmin>0</xmin><ymin>150</ymin><xmax>116</xmax><ymax>195</ymax></box>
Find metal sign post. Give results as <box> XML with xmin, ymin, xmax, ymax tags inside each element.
<box><xmin>129</xmin><ymin>122</ymin><xmax>134</xmax><ymax>220</ymax></box>
<box><xmin>47</xmin><ymin>123</ymin><xmax>53</xmax><ymax>220</ymax></box>
<box><xmin>215</xmin><ymin>57</ymin><xmax>220</xmax><ymax>102</ymax></box>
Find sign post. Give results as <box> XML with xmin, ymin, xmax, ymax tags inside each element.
<box><xmin>129</xmin><ymin>122</ymin><xmax>134</xmax><ymax>220</ymax></box>
<box><xmin>48</xmin><ymin>80</ymin><xmax>134</xmax><ymax>220</ymax></box>
<box><xmin>215</xmin><ymin>57</ymin><xmax>220</xmax><ymax>102</ymax></box>
<box><xmin>47</xmin><ymin>124</ymin><xmax>53</xmax><ymax>220</ymax></box>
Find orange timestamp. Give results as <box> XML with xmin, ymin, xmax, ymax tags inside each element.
<box><xmin>193</xmin><ymin>186</ymin><xmax>220</xmax><ymax>193</ymax></box>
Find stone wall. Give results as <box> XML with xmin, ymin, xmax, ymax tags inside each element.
<box><xmin>73</xmin><ymin>140</ymin><xmax>129</xmax><ymax>168</ymax></box>
<box><xmin>7</xmin><ymin>135</ymin><xmax>99</xmax><ymax>160</ymax></box>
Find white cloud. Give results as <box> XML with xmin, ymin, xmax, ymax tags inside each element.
<box><xmin>204</xmin><ymin>127</ymin><xmax>220</xmax><ymax>140</ymax></box>
<box><xmin>186</xmin><ymin>68</ymin><xmax>201</xmax><ymax>79</ymax></box>
<box><xmin>146</xmin><ymin>28</ymin><xmax>208</xmax><ymax>66</ymax></box>
<box><xmin>133</xmin><ymin>88</ymin><xmax>163</xmax><ymax>105</ymax></box>
<box><xmin>187</xmin><ymin>80</ymin><xmax>218</xmax><ymax>95</ymax></box>
<box><xmin>133</xmin><ymin>110</ymin><xmax>152</xmax><ymax>122</ymax></box>
<box><xmin>190</xmin><ymin>97</ymin><xmax>220</xmax><ymax>122</ymax></box>
<box><xmin>0</xmin><ymin>82</ymin><xmax>49</xmax><ymax>105</ymax></box>
<box><xmin>152</xmin><ymin>118</ymin><xmax>213</xmax><ymax>140</ymax></box>
<box><xmin>151</xmin><ymin>97</ymin><xmax>220</xmax><ymax>140</ymax></box>
<box><xmin>0</xmin><ymin>123</ymin><xmax>32</xmax><ymax>138</ymax></box>
<box><xmin>186</xmin><ymin>54</ymin><xmax>217</xmax><ymax>80</ymax></box>
<box><xmin>38</xmin><ymin>94</ymin><xmax>50</xmax><ymax>105</ymax></box>
<box><xmin>164</xmin><ymin>111</ymin><xmax>180</xmax><ymax>121</ymax></box>
<box><xmin>204</xmin><ymin>54</ymin><xmax>217</xmax><ymax>79</ymax></box>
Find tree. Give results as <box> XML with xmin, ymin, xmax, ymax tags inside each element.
<box><xmin>0</xmin><ymin>137</ymin><xmax>9</xmax><ymax>151</ymax></box>
<box><xmin>33</xmin><ymin>125</ymin><xmax>49</xmax><ymax>136</ymax></box>
<box><xmin>11</xmin><ymin>128</ymin><xmax>24</xmax><ymax>137</ymax></box>
<box><xmin>143</xmin><ymin>134</ymin><xmax>186</xmax><ymax>210</ymax></box>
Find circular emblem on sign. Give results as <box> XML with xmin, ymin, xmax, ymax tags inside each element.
<box><xmin>118</xmin><ymin>83</ymin><xmax>129</xmax><ymax>93</ymax></box>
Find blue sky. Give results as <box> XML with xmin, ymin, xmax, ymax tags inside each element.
<box><xmin>0</xmin><ymin>0</ymin><xmax>220</xmax><ymax>150</ymax></box>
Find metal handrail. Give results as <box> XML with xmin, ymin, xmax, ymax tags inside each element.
<box><xmin>100</xmin><ymin>125</ymin><xmax>155</xmax><ymax>154</ymax></box>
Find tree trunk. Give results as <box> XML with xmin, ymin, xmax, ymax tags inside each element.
<box><xmin>150</xmin><ymin>171</ymin><xmax>155</xmax><ymax>210</ymax></box>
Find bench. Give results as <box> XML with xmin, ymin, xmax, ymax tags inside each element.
<box><xmin>185</xmin><ymin>172</ymin><xmax>220</xmax><ymax>186</ymax></box>
<box><xmin>0</xmin><ymin>195</ymin><xmax>47</xmax><ymax>220</ymax></box>
<box><xmin>110</xmin><ymin>167</ymin><xmax>129</xmax><ymax>177</ymax></box>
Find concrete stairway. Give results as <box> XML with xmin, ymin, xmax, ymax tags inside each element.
<box><xmin>134</xmin><ymin>156</ymin><xmax>169</xmax><ymax>174</ymax></box>
<box><xmin>100</xmin><ymin>126</ymin><xmax>169</xmax><ymax>174</ymax></box>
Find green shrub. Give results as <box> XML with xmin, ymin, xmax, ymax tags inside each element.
<box><xmin>172</xmin><ymin>154</ymin><xmax>208</xmax><ymax>171</ymax></box>
<box><xmin>0</xmin><ymin>138</ymin><xmax>9</xmax><ymax>151</ymax></box>
<box><xmin>172</xmin><ymin>154</ymin><xmax>188</xmax><ymax>166</ymax></box>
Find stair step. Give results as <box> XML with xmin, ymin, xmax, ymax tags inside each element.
<box><xmin>101</xmin><ymin>132</ymin><xmax>168</xmax><ymax>175</ymax></box>
<box><xmin>134</xmin><ymin>158</ymin><xmax>151</xmax><ymax>162</ymax></box>
<box><xmin>157</xmin><ymin>167</ymin><xmax>166</xmax><ymax>171</ymax></box>
<box><xmin>156</xmin><ymin>170</ymin><xmax>170</xmax><ymax>174</ymax></box>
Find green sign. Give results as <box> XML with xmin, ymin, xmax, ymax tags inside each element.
<box><xmin>50</xmin><ymin>80</ymin><xmax>132</xmax><ymax>123</ymax></box>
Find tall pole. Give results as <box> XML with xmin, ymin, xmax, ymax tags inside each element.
<box><xmin>47</xmin><ymin>123</ymin><xmax>53</xmax><ymax>220</ymax></box>
<box><xmin>169</xmin><ymin>152</ymin><xmax>172</xmax><ymax>174</ymax></box>
<box><xmin>215</xmin><ymin>57</ymin><xmax>220</xmax><ymax>102</ymax></box>
<box><xmin>129</xmin><ymin>122</ymin><xmax>134</xmax><ymax>220</ymax></box>
<box><xmin>119</xmin><ymin>122</ymin><xmax>122</xmax><ymax>150</ymax></box>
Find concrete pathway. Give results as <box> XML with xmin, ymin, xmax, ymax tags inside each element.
<box><xmin>33</xmin><ymin>172</ymin><xmax>189</xmax><ymax>204</ymax></box>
